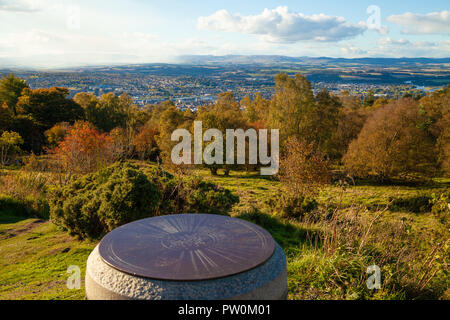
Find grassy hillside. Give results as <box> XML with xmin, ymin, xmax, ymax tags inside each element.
<box><xmin>0</xmin><ymin>167</ymin><xmax>448</xmax><ymax>300</ymax></box>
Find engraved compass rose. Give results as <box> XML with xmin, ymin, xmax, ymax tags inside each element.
<box><xmin>98</xmin><ymin>214</ymin><xmax>276</xmax><ymax>281</ymax></box>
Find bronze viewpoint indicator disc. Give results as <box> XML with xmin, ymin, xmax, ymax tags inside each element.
<box><xmin>98</xmin><ymin>214</ymin><xmax>275</xmax><ymax>281</ymax></box>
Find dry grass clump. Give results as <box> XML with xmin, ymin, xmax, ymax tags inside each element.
<box><xmin>306</xmin><ymin>201</ymin><xmax>449</xmax><ymax>299</ymax></box>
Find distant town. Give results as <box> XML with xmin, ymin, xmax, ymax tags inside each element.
<box><xmin>1</xmin><ymin>56</ymin><xmax>449</xmax><ymax>110</ymax></box>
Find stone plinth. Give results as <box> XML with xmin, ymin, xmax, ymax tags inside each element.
<box><xmin>85</xmin><ymin>214</ymin><xmax>287</xmax><ymax>300</ymax></box>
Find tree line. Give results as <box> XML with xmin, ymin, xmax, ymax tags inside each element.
<box><xmin>0</xmin><ymin>73</ymin><xmax>448</xmax><ymax>180</ymax></box>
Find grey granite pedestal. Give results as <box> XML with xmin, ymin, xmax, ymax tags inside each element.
<box><xmin>85</xmin><ymin>214</ymin><xmax>288</xmax><ymax>300</ymax></box>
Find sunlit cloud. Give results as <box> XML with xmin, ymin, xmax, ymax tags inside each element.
<box><xmin>198</xmin><ymin>6</ymin><xmax>367</xmax><ymax>43</ymax></box>
<box><xmin>0</xmin><ymin>0</ymin><xmax>46</xmax><ymax>12</ymax></box>
<box><xmin>387</xmin><ymin>10</ymin><xmax>450</xmax><ymax>35</ymax></box>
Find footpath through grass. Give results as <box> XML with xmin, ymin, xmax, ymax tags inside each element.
<box><xmin>0</xmin><ymin>214</ymin><xmax>95</xmax><ymax>300</ymax></box>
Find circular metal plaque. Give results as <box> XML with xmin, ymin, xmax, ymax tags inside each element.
<box><xmin>98</xmin><ymin>214</ymin><xmax>275</xmax><ymax>281</ymax></box>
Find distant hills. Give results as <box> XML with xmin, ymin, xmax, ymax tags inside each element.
<box><xmin>177</xmin><ymin>55</ymin><xmax>450</xmax><ymax>66</ymax></box>
<box><xmin>1</xmin><ymin>54</ymin><xmax>450</xmax><ymax>70</ymax></box>
<box><xmin>0</xmin><ymin>54</ymin><xmax>146</xmax><ymax>70</ymax></box>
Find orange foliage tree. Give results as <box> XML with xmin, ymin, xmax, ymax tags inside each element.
<box><xmin>279</xmin><ymin>136</ymin><xmax>330</xmax><ymax>195</ymax></box>
<box><xmin>133</xmin><ymin>125</ymin><xmax>159</xmax><ymax>160</ymax></box>
<box><xmin>343</xmin><ymin>99</ymin><xmax>438</xmax><ymax>180</ymax></box>
<box><xmin>50</xmin><ymin>121</ymin><xmax>116</xmax><ymax>174</ymax></box>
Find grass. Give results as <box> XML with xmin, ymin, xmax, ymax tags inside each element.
<box><xmin>0</xmin><ymin>214</ymin><xmax>95</xmax><ymax>300</ymax></box>
<box><xmin>0</xmin><ymin>166</ymin><xmax>448</xmax><ymax>300</ymax></box>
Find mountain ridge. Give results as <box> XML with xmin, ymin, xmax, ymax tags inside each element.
<box><xmin>177</xmin><ymin>55</ymin><xmax>450</xmax><ymax>66</ymax></box>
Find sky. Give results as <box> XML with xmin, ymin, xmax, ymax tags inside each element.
<box><xmin>0</xmin><ymin>0</ymin><xmax>449</xmax><ymax>67</ymax></box>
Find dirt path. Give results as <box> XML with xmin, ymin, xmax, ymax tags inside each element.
<box><xmin>0</xmin><ymin>219</ymin><xmax>46</xmax><ymax>240</ymax></box>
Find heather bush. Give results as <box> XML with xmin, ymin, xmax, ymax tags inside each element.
<box><xmin>267</xmin><ymin>191</ymin><xmax>318</xmax><ymax>220</ymax></box>
<box><xmin>50</xmin><ymin>162</ymin><xmax>239</xmax><ymax>239</ymax></box>
<box><xmin>431</xmin><ymin>190</ymin><xmax>450</xmax><ymax>226</ymax></box>
<box><xmin>182</xmin><ymin>176</ymin><xmax>239</xmax><ymax>215</ymax></box>
<box><xmin>145</xmin><ymin>165</ymin><xmax>239</xmax><ymax>216</ymax></box>
<box><xmin>391</xmin><ymin>194</ymin><xmax>433</xmax><ymax>213</ymax></box>
<box><xmin>49</xmin><ymin>162</ymin><xmax>161</xmax><ymax>239</ymax></box>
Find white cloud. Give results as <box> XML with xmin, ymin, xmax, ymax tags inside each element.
<box><xmin>387</xmin><ymin>10</ymin><xmax>450</xmax><ymax>35</ymax></box>
<box><xmin>377</xmin><ymin>37</ymin><xmax>410</xmax><ymax>46</ymax></box>
<box><xmin>375</xmin><ymin>26</ymin><xmax>389</xmax><ymax>35</ymax></box>
<box><xmin>198</xmin><ymin>6</ymin><xmax>367</xmax><ymax>43</ymax></box>
<box><xmin>0</xmin><ymin>30</ymin><xmax>160</xmax><ymax>57</ymax></box>
<box><xmin>0</xmin><ymin>0</ymin><xmax>45</xmax><ymax>12</ymax></box>
<box><xmin>0</xmin><ymin>29</ymin><xmax>232</xmax><ymax>67</ymax></box>
<box><xmin>368</xmin><ymin>39</ymin><xmax>450</xmax><ymax>58</ymax></box>
<box><xmin>340</xmin><ymin>45</ymin><xmax>368</xmax><ymax>57</ymax></box>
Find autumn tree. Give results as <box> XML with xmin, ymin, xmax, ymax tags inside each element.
<box><xmin>74</xmin><ymin>92</ymin><xmax>144</xmax><ymax>133</ymax></box>
<box><xmin>241</xmin><ymin>95</ymin><xmax>256</xmax><ymax>123</ymax></box>
<box><xmin>363</xmin><ymin>90</ymin><xmax>376</xmax><ymax>107</ymax></box>
<box><xmin>17</xmin><ymin>87</ymin><xmax>84</xmax><ymax>130</ymax></box>
<box><xmin>133</xmin><ymin>124</ymin><xmax>159</xmax><ymax>161</ymax></box>
<box><xmin>279</xmin><ymin>136</ymin><xmax>330</xmax><ymax>195</ymax></box>
<box><xmin>253</xmin><ymin>93</ymin><xmax>270</xmax><ymax>123</ymax></box>
<box><xmin>0</xmin><ymin>131</ymin><xmax>24</xmax><ymax>165</ymax></box>
<box><xmin>329</xmin><ymin>104</ymin><xmax>370</xmax><ymax>160</ymax></box>
<box><xmin>340</xmin><ymin>91</ymin><xmax>362</xmax><ymax>110</ymax></box>
<box><xmin>343</xmin><ymin>99</ymin><xmax>438</xmax><ymax>180</ymax></box>
<box><xmin>437</xmin><ymin>113</ymin><xmax>450</xmax><ymax>176</ymax></box>
<box><xmin>310</xmin><ymin>89</ymin><xmax>341</xmax><ymax>156</ymax></box>
<box><xmin>95</xmin><ymin>93</ymin><xmax>127</xmax><ymax>131</ymax></box>
<box><xmin>145</xmin><ymin>101</ymin><xmax>173</xmax><ymax>127</ymax></box>
<box><xmin>157</xmin><ymin>103</ymin><xmax>187</xmax><ymax>166</ymax></box>
<box><xmin>0</xmin><ymin>74</ymin><xmax>29</xmax><ymax>116</ymax></box>
<box><xmin>109</xmin><ymin>127</ymin><xmax>136</xmax><ymax>160</ymax></box>
<box><xmin>9</xmin><ymin>115</ymin><xmax>45</xmax><ymax>153</ymax></box>
<box><xmin>50</xmin><ymin>121</ymin><xmax>115</xmax><ymax>174</ymax></box>
<box><xmin>271</xmin><ymin>136</ymin><xmax>330</xmax><ymax>219</ymax></box>
<box><xmin>45</xmin><ymin>122</ymin><xmax>70</xmax><ymax>148</ymax></box>
<box><xmin>196</xmin><ymin>92</ymin><xmax>247</xmax><ymax>175</ymax></box>
<box><xmin>241</xmin><ymin>93</ymin><xmax>271</xmax><ymax>125</ymax></box>
<box><xmin>0</xmin><ymin>102</ymin><xmax>12</xmax><ymax>131</ymax></box>
<box><xmin>73</xmin><ymin>92</ymin><xmax>100</xmax><ymax>125</ymax></box>
<box><xmin>419</xmin><ymin>86</ymin><xmax>450</xmax><ymax>175</ymax></box>
<box><xmin>372</xmin><ymin>97</ymin><xmax>389</xmax><ymax>109</ymax></box>
<box><xmin>268</xmin><ymin>73</ymin><xmax>317</xmax><ymax>144</ymax></box>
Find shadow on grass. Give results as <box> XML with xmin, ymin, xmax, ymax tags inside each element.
<box><xmin>352</xmin><ymin>177</ymin><xmax>448</xmax><ymax>188</ymax></box>
<box><xmin>0</xmin><ymin>195</ymin><xmax>49</xmax><ymax>224</ymax></box>
<box><xmin>235</xmin><ymin>209</ymin><xmax>321</xmax><ymax>257</ymax></box>
<box><xmin>0</xmin><ymin>213</ymin><xmax>33</xmax><ymax>224</ymax></box>
<box><xmin>229</xmin><ymin>173</ymin><xmax>275</xmax><ymax>181</ymax></box>
<box><xmin>208</xmin><ymin>169</ymin><xmax>277</xmax><ymax>181</ymax></box>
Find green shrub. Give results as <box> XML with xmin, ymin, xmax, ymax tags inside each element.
<box><xmin>391</xmin><ymin>195</ymin><xmax>432</xmax><ymax>213</ymax></box>
<box><xmin>144</xmin><ymin>165</ymin><xmax>181</xmax><ymax>215</ymax></box>
<box><xmin>50</xmin><ymin>162</ymin><xmax>239</xmax><ymax>239</ymax></box>
<box><xmin>182</xmin><ymin>176</ymin><xmax>239</xmax><ymax>215</ymax></box>
<box><xmin>267</xmin><ymin>191</ymin><xmax>318</xmax><ymax>220</ymax></box>
<box><xmin>144</xmin><ymin>166</ymin><xmax>239</xmax><ymax>216</ymax></box>
<box><xmin>49</xmin><ymin>162</ymin><xmax>161</xmax><ymax>239</ymax></box>
<box><xmin>431</xmin><ymin>191</ymin><xmax>450</xmax><ymax>225</ymax></box>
